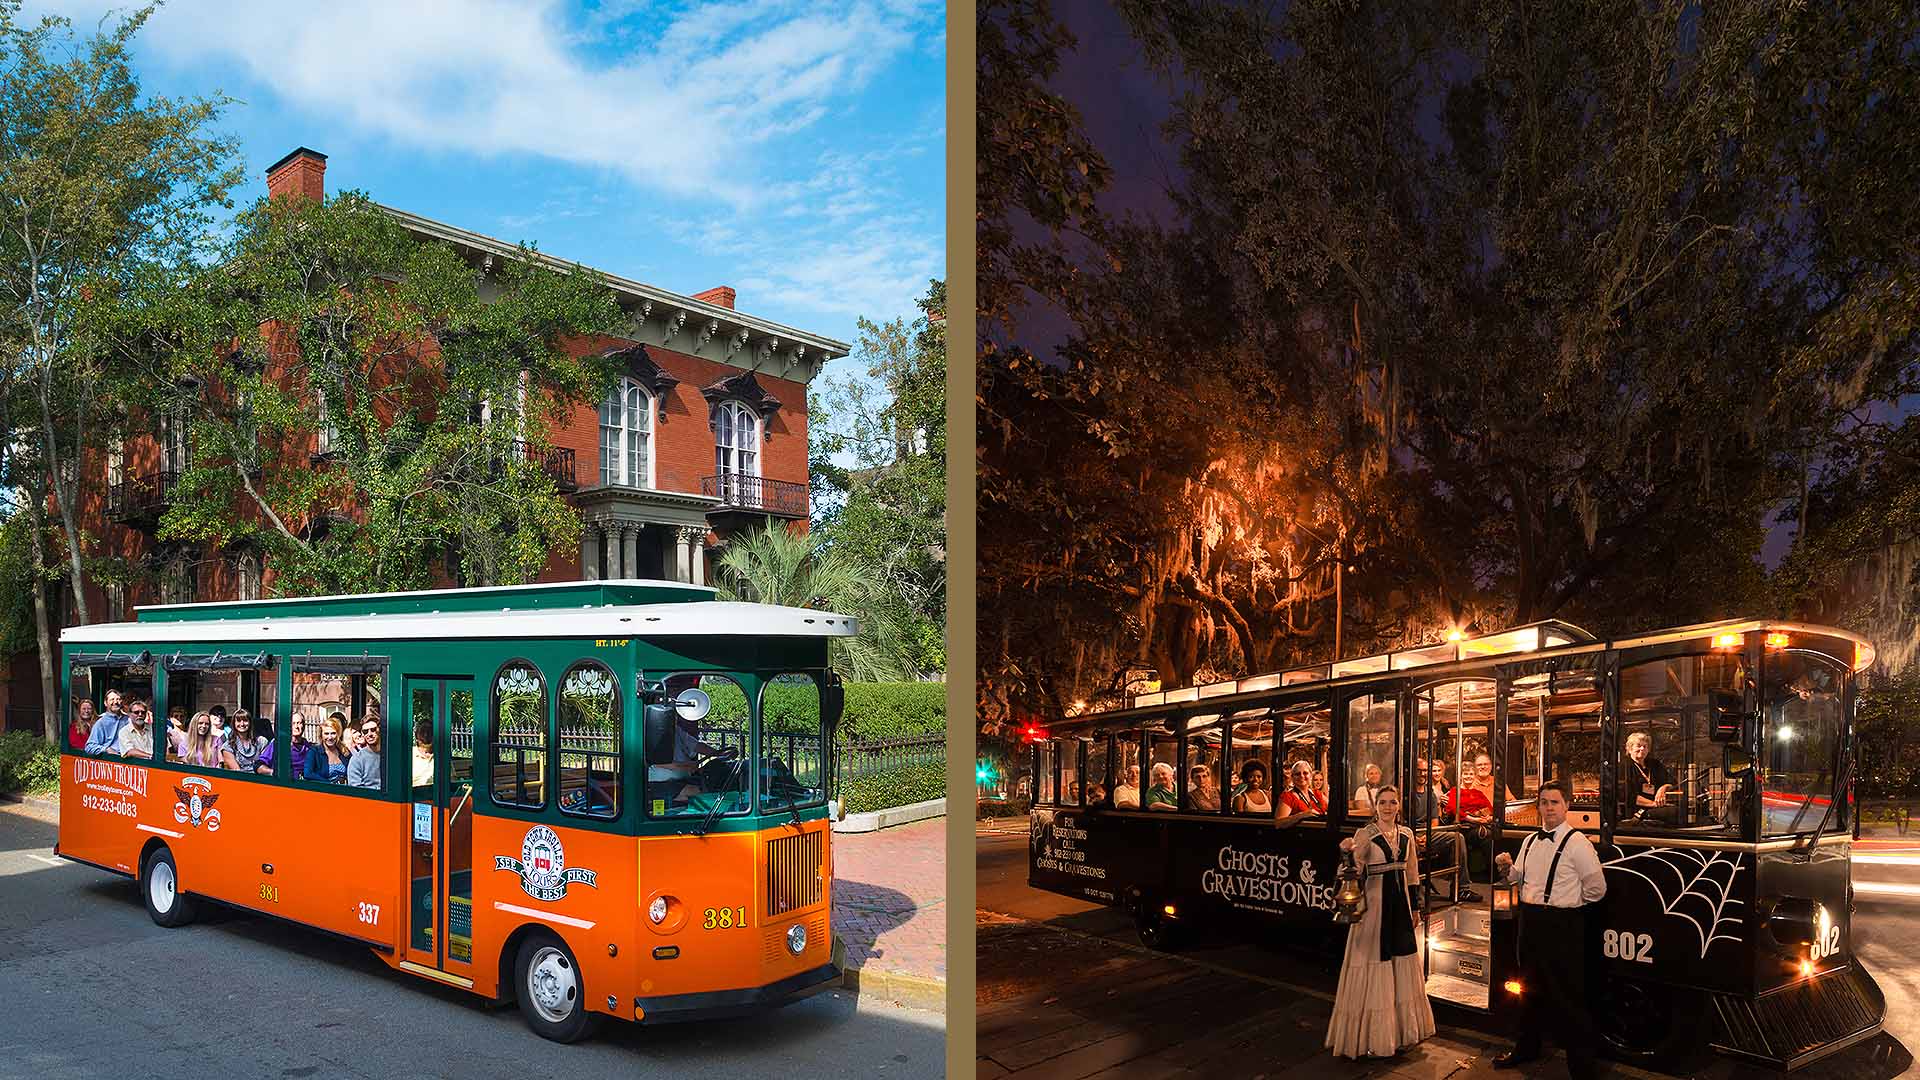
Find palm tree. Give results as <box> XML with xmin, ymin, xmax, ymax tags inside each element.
<box><xmin>712</xmin><ymin>524</ymin><xmax>923</xmax><ymax>682</ymax></box>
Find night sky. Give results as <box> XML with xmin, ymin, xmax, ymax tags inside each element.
<box><xmin>1012</xmin><ymin>0</ymin><xmax>1814</xmax><ymax>569</ymax></box>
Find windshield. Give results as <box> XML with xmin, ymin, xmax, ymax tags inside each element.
<box><xmin>758</xmin><ymin>673</ymin><xmax>828</xmax><ymax>813</ymax></box>
<box><xmin>1761</xmin><ymin>651</ymin><xmax>1848</xmax><ymax>836</ymax></box>
<box><xmin>647</xmin><ymin>673</ymin><xmax>751</xmax><ymax>819</ymax></box>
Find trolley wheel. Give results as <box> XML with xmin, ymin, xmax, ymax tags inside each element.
<box><xmin>514</xmin><ymin>931</ymin><xmax>599</xmax><ymax>1043</ymax></box>
<box><xmin>1135</xmin><ymin>903</ymin><xmax>1181</xmax><ymax>951</ymax></box>
<box><xmin>1596</xmin><ymin>977</ymin><xmax>1701</xmax><ymax>1065</ymax></box>
<box><xmin>141</xmin><ymin>846</ymin><xmax>195</xmax><ymax>928</ymax></box>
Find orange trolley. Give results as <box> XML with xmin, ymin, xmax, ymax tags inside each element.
<box><xmin>56</xmin><ymin>580</ymin><xmax>853</xmax><ymax>1042</ymax></box>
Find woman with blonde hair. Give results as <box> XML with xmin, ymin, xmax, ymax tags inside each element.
<box><xmin>1326</xmin><ymin>785</ymin><xmax>1435</xmax><ymax>1059</ymax></box>
<box><xmin>302</xmin><ymin>713</ymin><xmax>353</xmax><ymax>783</ymax></box>
<box><xmin>171</xmin><ymin>711</ymin><xmax>222</xmax><ymax>768</ymax></box>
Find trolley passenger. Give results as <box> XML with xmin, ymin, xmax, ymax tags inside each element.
<box><xmin>1112</xmin><ymin>763</ymin><xmax>1141</xmax><ymax>808</ymax></box>
<box><xmin>303</xmin><ymin>714</ymin><xmax>352</xmax><ymax>783</ymax></box>
<box><xmin>82</xmin><ymin>691</ymin><xmax>128</xmax><ymax>755</ymax></box>
<box><xmin>1233</xmin><ymin>760</ymin><xmax>1272</xmax><ymax>813</ymax></box>
<box><xmin>1621</xmin><ymin>731</ymin><xmax>1676</xmax><ymax>822</ymax></box>
<box><xmin>1411</xmin><ymin>758</ymin><xmax>1472</xmax><ymax>902</ymax></box>
<box><xmin>221</xmin><ymin>708</ymin><xmax>269</xmax><ymax>774</ymax></box>
<box><xmin>172</xmin><ymin>711</ymin><xmax>222</xmax><ymax>767</ymax></box>
<box><xmin>1351</xmin><ymin>762</ymin><xmax>1384</xmax><ymax>812</ymax></box>
<box><xmin>113</xmin><ymin>700</ymin><xmax>153</xmax><ymax>759</ymax></box>
<box><xmin>1186</xmin><ymin>764</ymin><xmax>1220</xmax><ymax>810</ymax></box>
<box><xmin>1327</xmin><ymin>786</ymin><xmax>1435</xmax><ymax>1058</ymax></box>
<box><xmin>1280</xmin><ymin>760</ymin><xmax>1328</xmax><ymax>817</ymax></box>
<box><xmin>1144</xmin><ymin>762</ymin><xmax>1178</xmax><ymax>810</ymax></box>
<box><xmin>68</xmin><ymin>698</ymin><xmax>96</xmax><ymax>752</ymax></box>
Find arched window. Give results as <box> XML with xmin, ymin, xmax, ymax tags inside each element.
<box><xmin>490</xmin><ymin>660</ymin><xmax>549</xmax><ymax>809</ymax></box>
<box><xmin>598</xmin><ymin>378</ymin><xmax>652</xmax><ymax>487</ymax></box>
<box><xmin>715</xmin><ymin>400</ymin><xmax>758</xmax><ymax>499</ymax></box>
<box><xmin>557</xmin><ymin>661</ymin><xmax>621</xmax><ymax>818</ymax></box>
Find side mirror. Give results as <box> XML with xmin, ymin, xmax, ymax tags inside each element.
<box><xmin>823</xmin><ymin>670</ymin><xmax>846</xmax><ymax>737</ymax></box>
<box><xmin>643</xmin><ymin>703</ymin><xmax>677</xmax><ymax>765</ymax></box>
<box><xmin>1708</xmin><ymin>689</ymin><xmax>1748</xmax><ymax>743</ymax></box>
<box><xmin>674</xmin><ymin>687</ymin><xmax>712</xmax><ymax>722</ymax></box>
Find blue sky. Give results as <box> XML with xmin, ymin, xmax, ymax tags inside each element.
<box><xmin>31</xmin><ymin>0</ymin><xmax>947</xmax><ymax>373</ymax></box>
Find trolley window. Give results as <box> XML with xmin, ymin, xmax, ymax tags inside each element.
<box><xmin>647</xmin><ymin>673</ymin><xmax>752</xmax><ymax>819</ymax></box>
<box><xmin>556</xmin><ymin>661</ymin><xmax>620</xmax><ymax>819</ymax></box>
<box><xmin>1112</xmin><ymin>731</ymin><xmax>1141</xmax><ymax>808</ymax></box>
<box><xmin>1345</xmin><ymin>691</ymin><xmax>1396</xmax><ymax>815</ymax></box>
<box><xmin>1617</xmin><ymin>653</ymin><xmax>1746</xmax><ymax>836</ymax></box>
<box><xmin>1515</xmin><ymin>671</ymin><xmax>1602</xmax><ymax>829</ymax></box>
<box><xmin>290</xmin><ymin>658</ymin><xmax>387</xmax><ymax>789</ymax></box>
<box><xmin>1226</xmin><ymin>706</ymin><xmax>1277</xmax><ymax>815</ymax></box>
<box><xmin>1035</xmin><ymin>739</ymin><xmax>1056</xmax><ymax>804</ymax></box>
<box><xmin>490</xmin><ymin>660</ymin><xmax>548</xmax><ymax>809</ymax></box>
<box><xmin>1761</xmin><ymin>650</ymin><xmax>1848</xmax><ymax>836</ymax></box>
<box><xmin>1056</xmin><ymin>738</ymin><xmax>1081</xmax><ymax>805</ymax></box>
<box><xmin>69</xmin><ymin>658</ymin><xmax>156</xmax><ymax>759</ymax></box>
<box><xmin>1182</xmin><ymin>714</ymin><xmax>1224</xmax><ymax>812</ymax></box>
<box><xmin>1144</xmin><ymin>718</ymin><xmax>1179</xmax><ymax>812</ymax></box>
<box><xmin>759</xmin><ymin>673</ymin><xmax>828</xmax><ymax>813</ymax></box>
<box><xmin>1083</xmin><ymin>734</ymin><xmax>1110</xmax><ymax>807</ymax></box>
<box><xmin>1278</xmin><ymin>699</ymin><xmax>1333</xmax><ymax>818</ymax></box>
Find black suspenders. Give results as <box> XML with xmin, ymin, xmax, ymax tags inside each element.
<box><xmin>1541</xmin><ymin>829</ymin><xmax>1577</xmax><ymax>904</ymax></box>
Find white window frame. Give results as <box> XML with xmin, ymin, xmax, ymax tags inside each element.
<box><xmin>162</xmin><ymin>404</ymin><xmax>191</xmax><ymax>474</ymax></box>
<box><xmin>598</xmin><ymin>378</ymin><xmax>653</xmax><ymax>488</ymax></box>
<box><xmin>315</xmin><ymin>385</ymin><xmax>337</xmax><ymax>456</ymax></box>
<box><xmin>715</xmin><ymin>400</ymin><xmax>760</xmax><ymax>496</ymax></box>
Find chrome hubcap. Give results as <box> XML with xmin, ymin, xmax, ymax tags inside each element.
<box><xmin>149</xmin><ymin>861</ymin><xmax>175</xmax><ymax>913</ymax></box>
<box><xmin>527</xmin><ymin>946</ymin><xmax>577</xmax><ymax>1023</ymax></box>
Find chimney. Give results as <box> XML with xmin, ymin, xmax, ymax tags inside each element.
<box><xmin>693</xmin><ymin>285</ymin><xmax>736</xmax><ymax>310</ymax></box>
<box><xmin>266</xmin><ymin>147</ymin><xmax>327</xmax><ymax>204</ymax></box>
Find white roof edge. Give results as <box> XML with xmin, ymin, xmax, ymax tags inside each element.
<box><xmin>378</xmin><ymin>205</ymin><xmax>851</xmax><ymax>358</ymax></box>
<box><xmin>135</xmin><ymin>578</ymin><xmax>716</xmax><ymax>615</ymax></box>
<box><xmin>61</xmin><ymin>600</ymin><xmax>858</xmax><ymax>644</ymax></box>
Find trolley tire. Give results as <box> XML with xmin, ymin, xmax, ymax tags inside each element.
<box><xmin>1135</xmin><ymin>904</ymin><xmax>1181</xmax><ymax>951</ymax></box>
<box><xmin>141</xmin><ymin>846</ymin><xmax>195</xmax><ymax>928</ymax></box>
<box><xmin>1595</xmin><ymin>977</ymin><xmax>1702</xmax><ymax>1066</ymax></box>
<box><xmin>514</xmin><ymin>931</ymin><xmax>599</xmax><ymax>1043</ymax></box>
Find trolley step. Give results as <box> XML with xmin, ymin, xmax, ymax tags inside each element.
<box><xmin>1709</xmin><ymin>964</ymin><xmax>1885</xmax><ymax>1071</ymax></box>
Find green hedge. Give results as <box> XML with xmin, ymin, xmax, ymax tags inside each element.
<box><xmin>0</xmin><ymin>732</ymin><xmax>59</xmax><ymax>796</ymax></box>
<box><xmin>839</xmin><ymin>760</ymin><xmax>946</xmax><ymax>815</ymax></box>
<box><xmin>695</xmin><ymin>680</ymin><xmax>945</xmax><ymax>741</ymax></box>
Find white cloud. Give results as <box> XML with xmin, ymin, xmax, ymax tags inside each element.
<box><xmin>36</xmin><ymin>0</ymin><xmax>937</xmax><ymax>207</ymax></box>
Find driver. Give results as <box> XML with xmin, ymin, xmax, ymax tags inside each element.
<box><xmin>649</xmin><ymin>713</ymin><xmax>736</xmax><ymax>806</ymax></box>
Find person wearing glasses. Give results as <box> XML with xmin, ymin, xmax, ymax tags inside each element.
<box><xmin>347</xmin><ymin>716</ymin><xmax>383</xmax><ymax>789</ymax></box>
<box><xmin>112</xmin><ymin>700</ymin><xmax>154</xmax><ymax>758</ymax></box>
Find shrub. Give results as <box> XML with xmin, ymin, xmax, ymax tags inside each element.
<box><xmin>976</xmin><ymin>796</ymin><xmax>1032</xmax><ymax>818</ymax></box>
<box><xmin>0</xmin><ymin>732</ymin><xmax>60</xmax><ymax>796</ymax></box>
<box><xmin>838</xmin><ymin>759</ymin><xmax>946</xmax><ymax>815</ymax></box>
<box><xmin>692</xmin><ymin>680</ymin><xmax>946</xmax><ymax>742</ymax></box>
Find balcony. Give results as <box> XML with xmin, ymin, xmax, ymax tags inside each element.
<box><xmin>498</xmin><ymin>441</ymin><xmax>576</xmax><ymax>492</ymax></box>
<box><xmin>107</xmin><ymin>470</ymin><xmax>179</xmax><ymax>526</ymax></box>
<box><xmin>701</xmin><ymin>474</ymin><xmax>808</xmax><ymax>519</ymax></box>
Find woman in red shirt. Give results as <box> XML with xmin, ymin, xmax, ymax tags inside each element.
<box><xmin>67</xmin><ymin>699</ymin><xmax>96</xmax><ymax>751</ymax></box>
<box><xmin>1279</xmin><ymin>759</ymin><xmax>1329</xmax><ymax>817</ymax></box>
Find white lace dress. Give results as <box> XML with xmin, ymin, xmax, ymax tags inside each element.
<box><xmin>1325</xmin><ymin>822</ymin><xmax>1437</xmax><ymax>1059</ymax></box>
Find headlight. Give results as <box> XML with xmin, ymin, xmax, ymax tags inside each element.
<box><xmin>649</xmin><ymin>897</ymin><xmax>669</xmax><ymax>925</ymax></box>
<box><xmin>786</xmin><ymin>922</ymin><xmax>807</xmax><ymax>955</ymax></box>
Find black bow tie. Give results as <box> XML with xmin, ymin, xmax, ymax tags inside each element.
<box><xmin>1536</xmin><ymin>829</ymin><xmax>1556</xmax><ymax>840</ymax></box>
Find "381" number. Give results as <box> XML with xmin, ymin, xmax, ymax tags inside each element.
<box><xmin>702</xmin><ymin>906</ymin><xmax>747</xmax><ymax>930</ymax></box>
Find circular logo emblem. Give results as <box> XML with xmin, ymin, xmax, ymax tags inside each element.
<box><xmin>520</xmin><ymin>825</ymin><xmax>566</xmax><ymax>895</ymax></box>
<box><xmin>172</xmin><ymin>802</ymin><xmax>189</xmax><ymax>824</ymax></box>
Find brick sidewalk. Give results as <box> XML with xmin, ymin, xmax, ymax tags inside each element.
<box><xmin>833</xmin><ymin>816</ymin><xmax>947</xmax><ymax>1006</ymax></box>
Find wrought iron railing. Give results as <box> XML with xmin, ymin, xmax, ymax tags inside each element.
<box><xmin>700</xmin><ymin>473</ymin><xmax>808</xmax><ymax>517</ymax></box>
<box><xmin>108</xmin><ymin>470</ymin><xmax>179</xmax><ymax>523</ymax></box>
<box><xmin>511</xmin><ymin>440</ymin><xmax>576</xmax><ymax>491</ymax></box>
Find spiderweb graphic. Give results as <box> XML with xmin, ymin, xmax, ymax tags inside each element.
<box><xmin>1604</xmin><ymin>848</ymin><xmax>1746</xmax><ymax>959</ymax></box>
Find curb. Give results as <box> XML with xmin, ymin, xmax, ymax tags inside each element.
<box><xmin>839</xmin><ymin>966</ymin><xmax>947</xmax><ymax>1013</ymax></box>
<box><xmin>833</xmin><ymin>798</ymin><xmax>945</xmax><ymax>833</ymax></box>
<box><xmin>0</xmin><ymin>791</ymin><xmax>58</xmax><ymax>814</ymax></box>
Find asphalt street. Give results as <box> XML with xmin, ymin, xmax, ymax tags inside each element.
<box><xmin>976</xmin><ymin>822</ymin><xmax>1918</xmax><ymax>1080</ymax></box>
<box><xmin>0</xmin><ymin>801</ymin><xmax>944</xmax><ymax>1080</ymax></box>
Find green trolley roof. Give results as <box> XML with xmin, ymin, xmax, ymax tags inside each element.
<box><xmin>133</xmin><ymin>579</ymin><xmax>716</xmax><ymax>623</ymax></box>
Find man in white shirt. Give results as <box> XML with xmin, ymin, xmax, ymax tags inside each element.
<box><xmin>113</xmin><ymin>699</ymin><xmax>153</xmax><ymax>759</ymax></box>
<box><xmin>1492</xmin><ymin>780</ymin><xmax>1605</xmax><ymax>1080</ymax></box>
<box><xmin>1349</xmin><ymin>762</ymin><xmax>1383</xmax><ymax>812</ymax></box>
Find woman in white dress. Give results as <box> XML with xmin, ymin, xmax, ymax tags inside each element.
<box><xmin>1326</xmin><ymin>785</ymin><xmax>1436</xmax><ymax>1059</ymax></box>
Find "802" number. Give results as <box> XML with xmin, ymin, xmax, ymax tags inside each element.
<box><xmin>1602</xmin><ymin>928</ymin><xmax>1654</xmax><ymax>963</ymax></box>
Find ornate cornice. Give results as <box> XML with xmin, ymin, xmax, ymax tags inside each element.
<box><xmin>700</xmin><ymin>371</ymin><xmax>782</xmax><ymax>420</ymax></box>
<box><xmin>601</xmin><ymin>342</ymin><xmax>679</xmax><ymax>400</ymax></box>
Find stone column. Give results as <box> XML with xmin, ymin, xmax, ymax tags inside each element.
<box><xmin>620</xmin><ymin>523</ymin><xmax>640</xmax><ymax>582</ymax></box>
<box><xmin>688</xmin><ymin>527</ymin><xmax>707</xmax><ymax>586</ymax></box>
<box><xmin>674</xmin><ymin>525</ymin><xmax>694</xmax><ymax>583</ymax></box>
<box><xmin>580</xmin><ymin>523</ymin><xmax>601</xmax><ymax>581</ymax></box>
